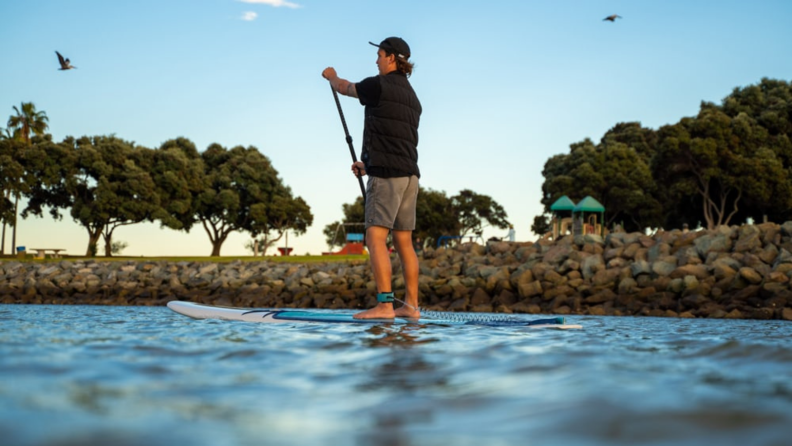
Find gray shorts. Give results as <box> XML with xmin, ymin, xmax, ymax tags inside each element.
<box><xmin>365</xmin><ymin>175</ymin><xmax>419</xmax><ymax>231</ymax></box>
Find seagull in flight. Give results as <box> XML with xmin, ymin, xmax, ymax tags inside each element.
<box><xmin>603</xmin><ymin>14</ymin><xmax>622</xmax><ymax>22</ymax></box>
<box><xmin>55</xmin><ymin>51</ymin><xmax>76</xmax><ymax>70</ymax></box>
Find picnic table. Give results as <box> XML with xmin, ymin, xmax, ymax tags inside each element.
<box><xmin>30</xmin><ymin>248</ymin><xmax>65</xmax><ymax>259</ymax></box>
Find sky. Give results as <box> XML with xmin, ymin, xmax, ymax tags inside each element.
<box><xmin>1</xmin><ymin>0</ymin><xmax>791</xmax><ymax>257</ymax></box>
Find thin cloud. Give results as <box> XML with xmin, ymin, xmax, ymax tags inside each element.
<box><xmin>239</xmin><ymin>0</ymin><xmax>302</xmax><ymax>8</ymax></box>
<box><xmin>241</xmin><ymin>11</ymin><xmax>258</xmax><ymax>21</ymax></box>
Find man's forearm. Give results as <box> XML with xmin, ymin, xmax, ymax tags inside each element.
<box><xmin>331</xmin><ymin>77</ymin><xmax>358</xmax><ymax>98</ymax></box>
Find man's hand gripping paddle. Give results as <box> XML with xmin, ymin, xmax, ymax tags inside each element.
<box><xmin>329</xmin><ymin>86</ymin><xmax>367</xmax><ymax>206</ymax></box>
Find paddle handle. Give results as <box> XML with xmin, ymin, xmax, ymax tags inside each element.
<box><xmin>330</xmin><ymin>86</ymin><xmax>367</xmax><ymax>204</ymax></box>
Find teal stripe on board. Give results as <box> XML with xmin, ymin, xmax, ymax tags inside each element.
<box><xmin>268</xmin><ymin>311</ymin><xmax>565</xmax><ymax>326</ymax></box>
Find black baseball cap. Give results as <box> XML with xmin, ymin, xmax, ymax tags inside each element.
<box><xmin>369</xmin><ymin>37</ymin><xmax>410</xmax><ymax>59</ymax></box>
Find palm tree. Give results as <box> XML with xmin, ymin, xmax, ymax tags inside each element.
<box><xmin>8</xmin><ymin>102</ymin><xmax>49</xmax><ymax>144</ymax></box>
<box><xmin>0</xmin><ymin>126</ymin><xmax>23</xmax><ymax>255</ymax></box>
<box><xmin>3</xmin><ymin>102</ymin><xmax>49</xmax><ymax>254</ymax></box>
<box><xmin>0</xmin><ymin>127</ymin><xmax>16</xmax><ymax>140</ymax></box>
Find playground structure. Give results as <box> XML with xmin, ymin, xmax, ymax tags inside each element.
<box><xmin>545</xmin><ymin>195</ymin><xmax>606</xmax><ymax>240</ymax></box>
<box><xmin>323</xmin><ymin>222</ymin><xmax>367</xmax><ymax>255</ymax></box>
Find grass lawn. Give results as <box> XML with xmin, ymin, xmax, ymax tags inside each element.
<box><xmin>1</xmin><ymin>254</ymin><xmax>370</xmax><ymax>264</ymax></box>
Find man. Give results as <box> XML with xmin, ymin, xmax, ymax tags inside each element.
<box><xmin>322</xmin><ymin>37</ymin><xmax>422</xmax><ymax>319</ymax></box>
<box><xmin>505</xmin><ymin>225</ymin><xmax>515</xmax><ymax>242</ymax></box>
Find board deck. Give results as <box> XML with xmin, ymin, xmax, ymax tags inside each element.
<box><xmin>167</xmin><ymin>301</ymin><xmax>583</xmax><ymax>329</ymax></box>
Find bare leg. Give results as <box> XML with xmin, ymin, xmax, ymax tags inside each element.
<box><xmin>354</xmin><ymin>225</ymin><xmax>396</xmax><ymax>319</ymax></box>
<box><xmin>392</xmin><ymin>230</ymin><xmax>420</xmax><ymax>319</ymax></box>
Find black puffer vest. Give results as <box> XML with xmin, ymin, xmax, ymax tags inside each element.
<box><xmin>361</xmin><ymin>73</ymin><xmax>422</xmax><ymax>177</ymax></box>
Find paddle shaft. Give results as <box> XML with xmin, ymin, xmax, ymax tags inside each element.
<box><xmin>330</xmin><ymin>85</ymin><xmax>367</xmax><ymax>205</ymax></box>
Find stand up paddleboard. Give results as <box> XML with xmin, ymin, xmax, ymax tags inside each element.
<box><xmin>167</xmin><ymin>301</ymin><xmax>582</xmax><ymax>329</ymax></box>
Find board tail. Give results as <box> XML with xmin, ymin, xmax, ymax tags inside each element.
<box><xmin>525</xmin><ymin>317</ymin><xmax>565</xmax><ymax>326</ymax></box>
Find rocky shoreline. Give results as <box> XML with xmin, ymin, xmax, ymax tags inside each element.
<box><xmin>2</xmin><ymin>222</ymin><xmax>792</xmax><ymax>321</ymax></box>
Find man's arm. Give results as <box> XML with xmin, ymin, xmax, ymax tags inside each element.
<box><xmin>322</xmin><ymin>67</ymin><xmax>358</xmax><ymax>98</ymax></box>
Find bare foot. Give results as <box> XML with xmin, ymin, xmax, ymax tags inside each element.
<box><xmin>353</xmin><ymin>303</ymin><xmax>395</xmax><ymax>319</ymax></box>
<box><xmin>394</xmin><ymin>304</ymin><xmax>420</xmax><ymax>319</ymax></box>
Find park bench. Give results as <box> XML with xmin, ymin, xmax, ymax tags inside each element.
<box><xmin>30</xmin><ymin>248</ymin><xmax>66</xmax><ymax>259</ymax></box>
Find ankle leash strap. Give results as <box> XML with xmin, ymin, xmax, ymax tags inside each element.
<box><xmin>376</xmin><ymin>292</ymin><xmax>394</xmax><ymax>303</ymax></box>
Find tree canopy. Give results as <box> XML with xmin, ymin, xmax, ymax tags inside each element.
<box><xmin>2</xmin><ymin>102</ymin><xmax>49</xmax><ymax>254</ymax></box>
<box><xmin>14</xmin><ymin>131</ymin><xmax>312</xmax><ymax>256</ymax></box>
<box><xmin>539</xmin><ymin>77</ymin><xmax>792</xmax><ymax>233</ymax></box>
<box><xmin>191</xmin><ymin>143</ymin><xmax>313</xmax><ymax>256</ymax></box>
<box><xmin>324</xmin><ymin>187</ymin><xmax>510</xmax><ymax>249</ymax></box>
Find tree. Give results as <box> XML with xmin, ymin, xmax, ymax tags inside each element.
<box><xmin>414</xmin><ymin>187</ymin><xmax>459</xmax><ymax>247</ymax></box>
<box><xmin>194</xmin><ymin>144</ymin><xmax>306</xmax><ymax>256</ymax></box>
<box><xmin>323</xmin><ymin>196</ymin><xmax>365</xmax><ymax>249</ymax></box>
<box><xmin>0</xmin><ymin>127</ymin><xmax>20</xmax><ymax>141</ymax></box>
<box><xmin>600</xmin><ymin>121</ymin><xmax>659</xmax><ymax>163</ymax></box>
<box><xmin>721</xmin><ymin>78</ymin><xmax>792</xmax><ymax>143</ymax></box>
<box><xmin>4</xmin><ymin>102</ymin><xmax>49</xmax><ymax>253</ymax></box>
<box><xmin>653</xmin><ymin>107</ymin><xmax>764</xmax><ymax>230</ymax></box>
<box><xmin>111</xmin><ymin>240</ymin><xmax>128</xmax><ymax>255</ymax></box>
<box><xmin>540</xmin><ymin>129</ymin><xmax>662</xmax><ymax>233</ymax></box>
<box><xmin>531</xmin><ymin>214</ymin><xmax>551</xmax><ymax>237</ymax></box>
<box><xmin>96</xmin><ymin>141</ymin><xmax>164</xmax><ymax>256</ymax></box>
<box><xmin>452</xmin><ymin>189</ymin><xmax>510</xmax><ymax>237</ymax></box>
<box><xmin>717</xmin><ymin>78</ymin><xmax>792</xmax><ymax>223</ymax></box>
<box><xmin>20</xmin><ymin>135</ymin><xmax>78</xmax><ymax>229</ymax></box>
<box><xmin>251</xmin><ymin>193</ymin><xmax>313</xmax><ymax>256</ymax></box>
<box><xmin>0</xmin><ymin>138</ymin><xmax>25</xmax><ymax>254</ymax></box>
<box><xmin>537</xmin><ymin>78</ymin><xmax>792</xmax><ymax>233</ymax></box>
<box><xmin>27</xmin><ymin>135</ymin><xmax>163</xmax><ymax>256</ymax></box>
<box><xmin>8</xmin><ymin>103</ymin><xmax>49</xmax><ymax>145</ymax></box>
<box><xmin>323</xmin><ymin>187</ymin><xmax>507</xmax><ymax>249</ymax></box>
<box><xmin>149</xmin><ymin>138</ymin><xmax>206</xmax><ymax>231</ymax></box>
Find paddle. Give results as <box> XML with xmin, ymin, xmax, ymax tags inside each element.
<box><xmin>329</xmin><ymin>86</ymin><xmax>367</xmax><ymax>205</ymax></box>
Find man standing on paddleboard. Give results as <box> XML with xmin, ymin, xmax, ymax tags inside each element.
<box><xmin>322</xmin><ymin>37</ymin><xmax>422</xmax><ymax>319</ymax></box>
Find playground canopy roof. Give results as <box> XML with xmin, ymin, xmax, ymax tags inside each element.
<box><xmin>550</xmin><ymin>195</ymin><xmax>576</xmax><ymax>212</ymax></box>
<box><xmin>573</xmin><ymin>196</ymin><xmax>605</xmax><ymax>213</ymax></box>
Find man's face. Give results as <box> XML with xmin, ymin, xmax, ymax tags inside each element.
<box><xmin>376</xmin><ymin>49</ymin><xmax>393</xmax><ymax>75</ymax></box>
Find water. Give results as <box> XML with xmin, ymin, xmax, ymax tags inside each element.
<box><xmin>1</xmin><ymin>305</ymin><xmax>791</xmax><ymax>446</ymax></box>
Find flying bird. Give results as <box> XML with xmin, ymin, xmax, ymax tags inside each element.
<box><xmin>55</xmin><ymin>51</ymin><xmax>76</xmax><ymax>70</ymax></box>
<box><xmin>603</xmin><ymin>14</ymin><xmax>622</xmax><ymax>22</ymax></box>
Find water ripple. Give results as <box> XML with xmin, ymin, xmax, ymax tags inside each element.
<box><xmin>1</xmin><ymin>304</ymin><xmax>791</xmax><ymax>446</ymax></box>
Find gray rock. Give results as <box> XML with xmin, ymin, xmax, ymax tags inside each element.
<box><xmin>36</xmin><ymin>266</ymin><xmax>61</xmax><ymax>278</ymax></box>
<box><xmin>311</xmin><ymin>271</ymin><xmax>331</xmax><ymax>283</ymax></box>
<box><xmin>669</xmin><ymin>264</ymin><xmax>709</xmax><ymax>280</ymax></box>
<box><xmin>758</xmin><ymin>244</ymin><xmax>779</xmax><ymax>264</ymax></box>
<box><xmin>734</xmin><ymin>231</ymin><xmax>762</xmax><ymax>253</ymax></box>
<box><xmin>651</xmin><ymin>260</ymin><xmax>677</xmax><ymax>277</ymax></box>
<box><xmin>542</xmin><ymin>244</ymin><xmax>574</xmax><ymax>264</ymax></box>
<box><xmin>780</xmin><ymin>221</ymin><xmax>792</xmax><ymax>237</ymax></box>
<box><xmin>618</xmin><ymin>277</ymin><xmax>637</xmax><ymax>294</ymax></box>
<box><xmin>581</xmin><ymin>255</ymin><xmax>605</xmax><ymax>280</ymax></box>
<box><xmin>683</xmin><ymin>275</ymin><xmax>700</xmax><ymax>291</ymax></box>
<box><xmin>647</xmin><ymin>243</ymin><xmax>670</xmax><ymax>262</ymax></box>
<box><xmin>199</xmin><ymin>264</ymin><xmax>218</xmax><ymax>275</ymax></box>
<box><xmin>676</xmin><ymin>246</ymin><xmax>702</xmax><ymax>265</ymax></box>
<box><xmin>668</xmin><ymin>278</ymin><xmax>685</xmax><ymax>293</ymax></box>
<box><xmin>630</xmin><ymin>260</ymin><xmax>651</xmax><ymax>277</ymax></box>
<box><xmin>774</xmin><ymin>249</ymin><xmax>792</xmax><ymax>265</ymax></box>
<box><xmin>517</xmin><ymin>280</ymin><xmax>542</xmax><ymax>298</ymax></box>
<box><xmin>713</xmin><ymin>263</ymin><xmax>737</xmax><ymax>280</ymax></box>
<box><xmin>695</xmin><ymin>234</ymin><xmax>732</xmax><ymax>257</ymax></box>
<box><xmin>478</xmin><ymin>266</ymin><xmax>500</xmax><ymax>279</ymax></box>
<box><xmin>738</xmin><ymin>267</ymin><xmax>763</xmax><ymax>284</ymax></box>
<box><xmin>487</xmin><ymin>241</ymin><xmax>511</xmax><ymax>255</ymax></box>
